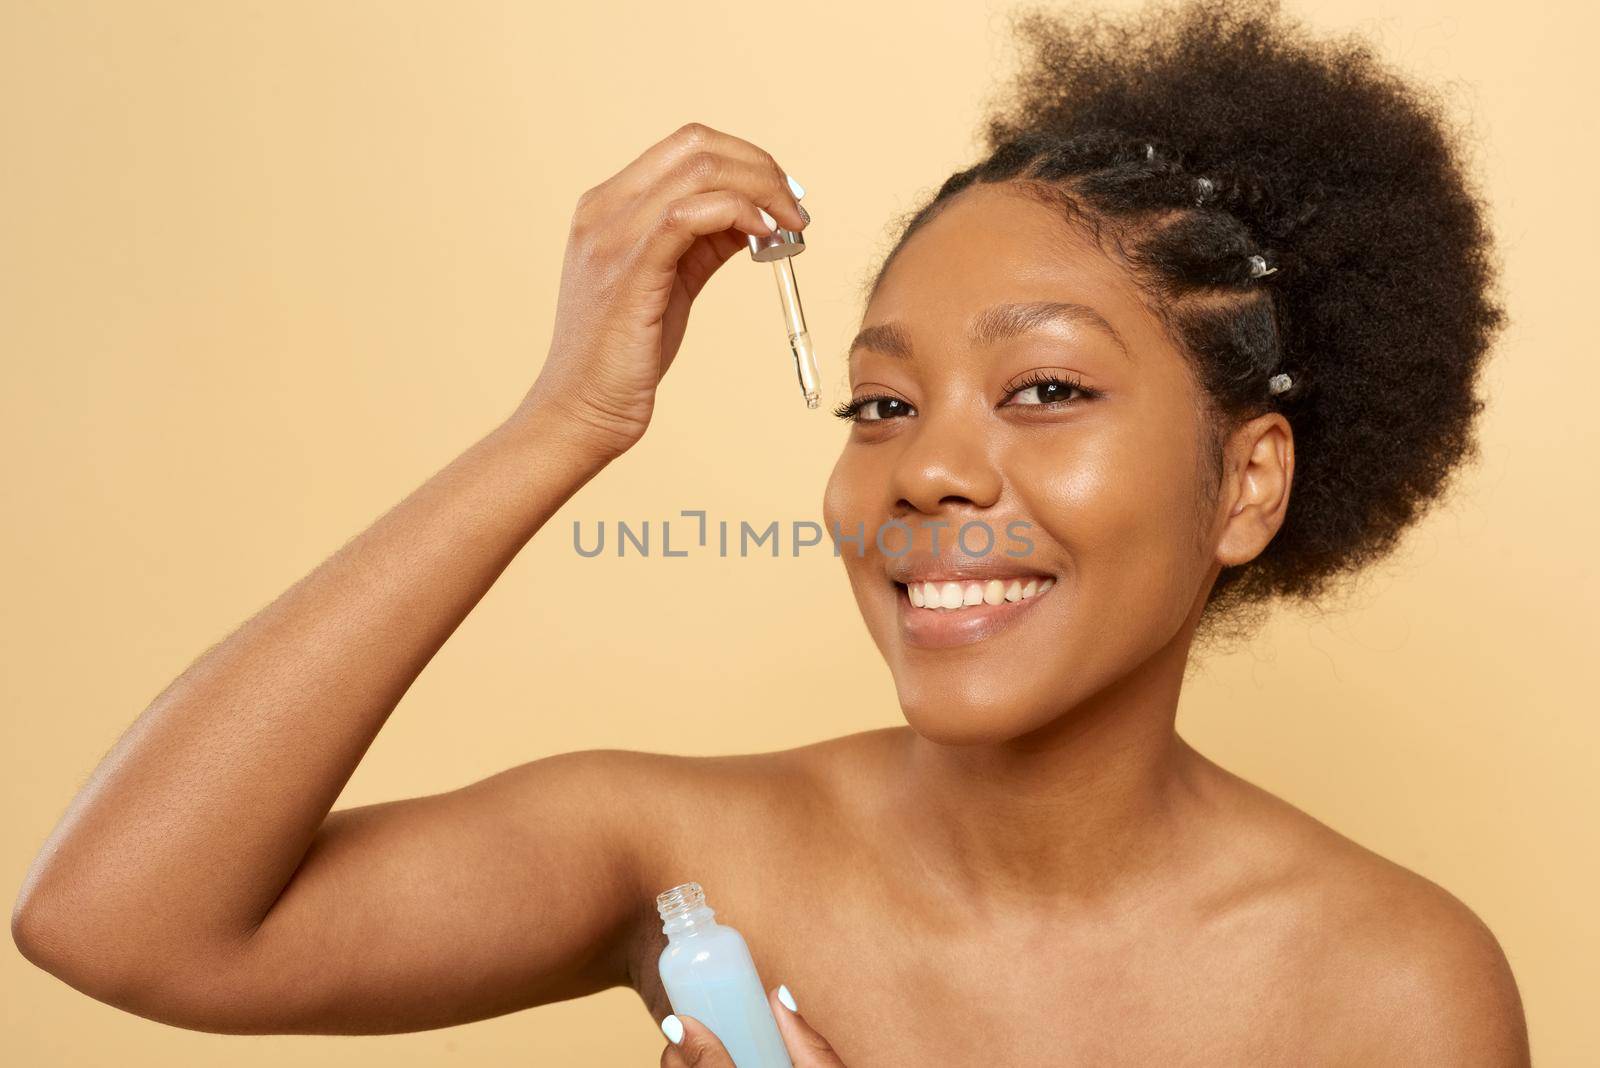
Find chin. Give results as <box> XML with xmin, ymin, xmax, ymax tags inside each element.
<box><xmin>891</xmin><ymin>671</ymin><xmax>1064</xmax><ymax>747</ymax></box>
<box><xmin>851</xmin><ymin>575</ymin><xmax>1080</xmax><ymax>745</ymax></box>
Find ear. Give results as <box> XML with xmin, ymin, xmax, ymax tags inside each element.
<box><xmin>1214</xmin><ymin>412</ymin><xmax>1294</xmax><ymax>568</ymax></box>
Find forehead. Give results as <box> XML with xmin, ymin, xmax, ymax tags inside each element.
<box><xmin>863</xmin><ymin>182</ymin><xmax>1157</xmax><ymax>350</ymax></box>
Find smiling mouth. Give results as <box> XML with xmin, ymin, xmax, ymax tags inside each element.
<box><xmin>900</xmin><ymin>577</ymin><xmax>1054</xmax><ymax>610</ymax></box>
<box><xmin>891</xmin><ymin>576</ymin><xmax>1057</xmax><ymax>649</ymax></box>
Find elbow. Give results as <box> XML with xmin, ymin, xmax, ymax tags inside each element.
<box><xmin>13</xmin><ymin>871</ymin><xmax>267</xmax><ymax>1034</ymax></box>
<box><xmin>13</xmin><ymin>868</ymin><xmax>180</xmax><ymax>1021</ymax></box>
<box><xmin>12</xmin><ymin>869</ymin><xmax>71</xmax><ymax>978</ymax></box>
<box><xmin>13</xmin><ymin>832</ymin><xmax>94</xmax><ymax>980</ymax></box>
<box><xmin>12</xmin><ymin>868</ymin><xmax>120</xmax><ymax>1000</ymax></box>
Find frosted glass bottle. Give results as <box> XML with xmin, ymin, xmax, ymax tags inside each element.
<box><xmin>656</xmin><ymin>882</ymin><xmax>793</xmax><ymax>1068</ymax></box>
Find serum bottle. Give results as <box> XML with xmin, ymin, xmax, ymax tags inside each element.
<box><xmin>656</xmin><ymin>882</ymin><xmax>793</xmax><ymax>1068</ymax></box>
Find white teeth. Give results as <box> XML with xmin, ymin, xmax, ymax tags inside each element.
<box><xmin>904</xmin><ymin>577</ymin><xmax>1056</xmax><ymax>611</ymax></box>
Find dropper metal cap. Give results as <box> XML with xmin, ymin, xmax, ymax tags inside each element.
<box><xmin>747</xmin><ymin>225</ymin><xmax>805</xmax><ymax>262</ymax></box>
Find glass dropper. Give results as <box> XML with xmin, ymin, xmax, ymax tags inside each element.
<box><xmin>770</xmin><ymin>255</ymin><xmax>820</xmax><ymax>408</ymax></box>
<box><xmin>748</xmin><ymin>221</ymin><xmax>821</xmax><ymax>409</ymax></box>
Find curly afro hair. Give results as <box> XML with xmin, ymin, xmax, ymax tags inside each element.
<box><xmin>864</xmin><ymin>0</ymin><xmax>1507</xmax><ymax>646</ymax></box>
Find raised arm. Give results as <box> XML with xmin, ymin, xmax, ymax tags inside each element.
<box><xmin>10</xmin><ymin>121</ymin><xmax>808</xmax><ymax>1034</ymax></box>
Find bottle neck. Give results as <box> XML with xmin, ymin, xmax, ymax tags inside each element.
<box><xmin>661</xmin><ymin>904</ymin><xmax>720</xmax><ymax>942</ymax></box>
<box><xmin>656</xmin><ymin>881</ymin><xmax>721</xmax><ymax>942</ymax></box>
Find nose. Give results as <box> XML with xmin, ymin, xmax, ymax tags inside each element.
<box><xmin>888</xmin><ymin>411</ymin><xmax>1003</xmax><ymax>517</ymax></box>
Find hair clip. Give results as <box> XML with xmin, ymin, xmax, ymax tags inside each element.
<box><xmin>1194</xmin><ymin>176</ymin><xmax>1214</xmax><ymax>204</ymax></box>
<box><xmin>1145</xmin><ymin>142</ymin><xmax>1156</xmax><ymax>161</ymax></box>
<box><xmin>1267</xmin><ymin>371</ymin><xmax>1293</xmax><ymax>396</ymax></box>
<box><xmin>1248</xmin><ymin>254</ymin><xmax>1278</xmax><ymax>278</ymax></box>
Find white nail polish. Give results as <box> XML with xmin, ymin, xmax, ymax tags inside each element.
<box><xmin>778</xmin><ymin>984</ymin><xmax>798</xmax><ymax>1013</ymax></box>
<box><xmin>661</xmin><ymin>1014</ymin><xmax>684</xmax><ymax>1044</ymax></box>
<box><xmin>785</xmin><ymin>173</ymin><xmax>806</xmax><ymax>200</ymax></box>
<box><xmin>757</xmin><ymin>207</ymin><xmax>777</xmax><ymax>231</ymax></box>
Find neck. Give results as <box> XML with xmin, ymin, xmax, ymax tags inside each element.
<box><xmin>890</xmin><ymin>631</ymin><xmax>1212</xmax><ymax>909</ymax></box>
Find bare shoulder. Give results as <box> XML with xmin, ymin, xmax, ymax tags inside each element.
<box><xmin>527</xmin><ymin>727</ymin><xmax>892</xmax><ymax>880</ymax></box>
<box><xmin>1210</xmin><ymin>768</ymin><xmax>1530</xmax><ymax>1065</ymax></box>
<box><xmin>550</xmin><ymin>726</ymin><xmax>892</xmax><ymax>812</ymax></box>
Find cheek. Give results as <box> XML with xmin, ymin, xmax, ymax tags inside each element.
<box><xmin>1009</xmin><ymin>434</ymin><xmax>1138</xmax><ymax>549</ymax></box>
<box><xmin>823</xmin><ymin>449</ymin><xmax>880</xmax><ymax>582</ymax></box>
<box><xmin>821</xmin><ymin>454</ymin><xmax>859</xmax><ymax>562</ymax></box>
<box><xmin>821</xmin><ymin>453</ymin><xmax>850</xmax><ymax>533</ymax></box>
<box><xmin>1010</xmin><ymin>429</ymin><xmax>1203</xmax><ymax>619</ymax></box>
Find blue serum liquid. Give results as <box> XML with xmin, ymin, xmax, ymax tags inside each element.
<box><xmin>656</xmin><ymin>882</ymin><xmax>793</xmax><ymax>1068</ymax></box>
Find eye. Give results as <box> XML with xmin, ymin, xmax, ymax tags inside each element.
<box><xmin>833</xmin><ymin>394</ymin><xmax>917</xmax><ymax>422</ymax></box>
<box><xmin>1007</xmin><ymin>381</ymin><xmax>1079</xmax><ymax>406</ymax></box>
<box><xmin>1001</xmin><ymin>372</ymin><xmax>1100</xmax><ymax>408</ymax></box>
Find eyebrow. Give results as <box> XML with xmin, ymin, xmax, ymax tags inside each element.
<box><xmin>848</xmin><ymin>301</ymin><xmax>1132</xmax><ymax>363</ymax></box>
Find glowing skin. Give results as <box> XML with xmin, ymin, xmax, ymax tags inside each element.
<box><xmin>824</xmin><ymin>181</ymin><xmax>1293</xmax><ymax>747</ymax></box>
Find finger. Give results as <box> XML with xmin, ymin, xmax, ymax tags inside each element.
<box><xmin>632</xmin><ymin>190</ymin><xmax>780</xmax><ymax>277</ymax></box>
<box><xmin>605</xmin><ymin>122</ymin><xmax>807</xmax><ymax>229</ymax></box>
<box><xmin>769</xmin><ymin>984</ymin><xmax>849</xmax><ymax>1066</ymax></box>
<box><xmin>650</xmin><ymin>152</ymin><xmax>806</xmax><ymax>234</ymax></box>
<box><xmin>658</xmin><ymin>1012</ymin><xmax>738</xmax><ymax>1068</ymax></box>
<box><xmin>626</xmin><ymin>121</ymin><xmax>780</xmax><ymax>182</ymax></box>
<box><xmin>666</xmin><ymin>224</ymin><xmax>751</xmax><ymax>313</ymax></box>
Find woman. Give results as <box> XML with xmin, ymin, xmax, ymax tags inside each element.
<box><xmin>12</xmin><ymin>0</ymin><xmax>1529</xmax><ymax>1063</ymax></box>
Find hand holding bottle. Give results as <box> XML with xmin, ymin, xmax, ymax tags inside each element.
<box><xmin>660</xmin><ymin>985</ymin><xmax>847</xmax><ymax>1067</ymax></box>
<box><xmin>520</xmin><ymin>121</ymin><xmax>809</xmax><ymax>461</ymax></box>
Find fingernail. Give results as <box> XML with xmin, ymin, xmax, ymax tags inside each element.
<box><xmin>797</xmin><ymin>204</ymin><xmax>811</xmax><ymax>226</ymax></box>
<box><xmin>757</xmin><ymin>207</ymin><xmax>777</xmax><ymax>232</ymax></box>
<box><xmin>785</xmin><ymin>173</ymin><xmax>806</xmax><ymax>200</ymax></box>
<box><xmin>777</xmin><ymin>984</ymin><xmax>798</xmax><ymax>1013</ymax></box>
<box><xmin>661</xmin><ymin>1014</ymin><xmax>684</xmax><ymax>1044</ymax></box>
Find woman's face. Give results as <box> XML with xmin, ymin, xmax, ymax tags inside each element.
<box><xmin>823</xmin><ymin>182</ymin><xmax>1231</xmax><ymax>745</ymax></box>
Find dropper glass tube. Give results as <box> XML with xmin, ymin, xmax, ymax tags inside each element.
<box><xmin>748</xmin><ymin>222</ymin><xmax>821</xmax><ymax>409</ymax></box>
<box><xmin>771</xmin><ymin>256</ymin><xmax>820</xmax><ymax>407</ymax></box>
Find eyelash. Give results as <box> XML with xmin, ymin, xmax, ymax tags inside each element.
<box><xmin>832</xmin><ymin>394</ymin><xmax>909</xmax><ymax>421</ymax></box>
<box><xmin>1004</xmin><ymin>369</ymin><xmax>1102</xmax><ymax>408</ymax></box>
<box><xmin>832</xmin><ymin>371</ymin><xmax>1102</xmax><ymax>422</ymax></box>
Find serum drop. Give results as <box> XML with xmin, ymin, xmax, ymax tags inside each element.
<box><xmin>656</xmin><ymin>882</ymin><xmax>793</xmax><ymax>1068</ymax></box>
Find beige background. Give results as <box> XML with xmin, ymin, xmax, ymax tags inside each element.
<box><xmin>2</xmin><ymin>0</ymin><xmax>1594</xmax><ymax>1063</ymax></box>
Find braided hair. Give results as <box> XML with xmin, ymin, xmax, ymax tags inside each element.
<box><xmin>864</xmin><ymin>0</ymin><xmax>1507</xmax><ymax>643</ymax></box>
